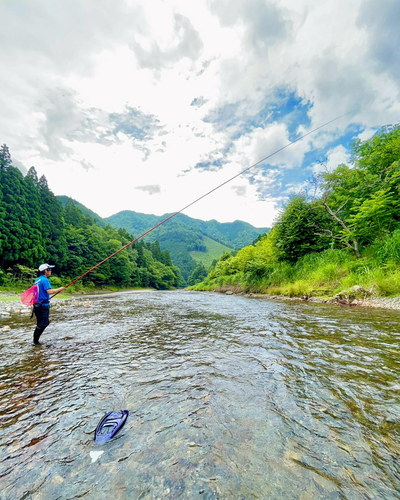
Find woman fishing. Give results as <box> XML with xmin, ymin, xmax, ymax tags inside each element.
<box><xmin>32</xmin><ymin>263</ymin><xmax>65</xmax><ymax>345</ymax></box>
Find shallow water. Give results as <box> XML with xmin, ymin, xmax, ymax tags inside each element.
<box><xmin>1</xmin><ymin>291</ymin><xmax>400</xmax><ymax>499</ymax></box>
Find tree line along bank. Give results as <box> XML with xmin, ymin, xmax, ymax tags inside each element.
<box><xmin>0</xmin><ymin>145</ymin><xmax>180</xmax><ymax>291</ymax></box>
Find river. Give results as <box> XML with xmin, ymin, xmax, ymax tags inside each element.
<box><xmin>1</xmin><ymin>290</ymin><xmax>400</xmax><ymax>499</ymax></box>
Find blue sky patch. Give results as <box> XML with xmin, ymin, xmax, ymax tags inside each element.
<box><xmin>110</xmin><ymin>107</ymin><xmax>162</xmax><ymax>141</ymax></box>
<box><xmin>196</xmin><ymin>88</ymin><xmax>370</xmax><ymax>206</ymax></box>
<box><xmin>262</xmin><ymin>122</ymin><xmax>367</xmax><ymax>205</ymax></box>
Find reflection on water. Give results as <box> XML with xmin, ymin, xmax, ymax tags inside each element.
<box><xmin>1</xmin><ymin>291</ymin><xmax>400</xmax><ymax>499</ymax></box>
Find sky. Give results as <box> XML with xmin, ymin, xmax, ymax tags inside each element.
<box><xmin>0</xmin><ymin>0</ymin><xmax>399</xmax><ymax>228</ymax></box>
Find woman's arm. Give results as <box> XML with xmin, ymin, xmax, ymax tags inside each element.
<box><xmin>46</xmin><ymin>287</ymin><xmax>65</xmax><ymax>295</ymax></box>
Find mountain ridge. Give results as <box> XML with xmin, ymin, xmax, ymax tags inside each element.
<box><xmin>106</xmin><ymin>209</ymin><xmax>269</xmax><ymax>248</ymax></box>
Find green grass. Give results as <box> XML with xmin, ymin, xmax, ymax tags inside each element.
<box><xmin>0</xmin><ymin>295</ymin><xmax>21</xmax><ymax>302</ymax></box>
<box><xmin>189</xmin><ymin>235</ymin><xmax>232</xmax><ymax>269</ymax></box>
<box><xmin>190</xmin><ymin>233</ymin><xmax>400</xmax><ymax>299</ymax></box>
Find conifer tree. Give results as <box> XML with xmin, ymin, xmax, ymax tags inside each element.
<box><xmin>0</xmin><ymin>144</ymin><xmax>12</xmax><ymax>264</ymax></box>
<box><xmin>22</xmin><ymin>167</ymin><xmax>45</xmax><ymax>265</ymax></box>
<box><xmin>0</xmin><ymin>144</ymin><xmax>12</xmax><ymax>170</ymax></box>
<box><xmin>38</xmin><ymin>174</ymin><xmax>68</xmax><ymax>265</ymax></box>
<box><xmin>0</xmin><ymin>183</ymin><xmax>5</xmax><ymax>259</ymax></box>
<box><xmin>64</xmin><ymin>198</ymin><xmax>88</xmax><ymax>228</ymax></box>
<box><xmin>0</xmin><ymin>165</ymin><xmax>29</xmax><ymax>266</ymax></box>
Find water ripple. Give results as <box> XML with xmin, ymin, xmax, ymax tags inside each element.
<box><xmin>0</xmin><ymin>291</ymin><xmax>399</xmax><ymax>499</ymax></box>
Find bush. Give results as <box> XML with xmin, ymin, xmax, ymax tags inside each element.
<box><xmin>372</xmin><ymin>229</ymin><xmax>400</xmax><ymax>264</ymax></box>
<box><xmin>50</xmin><ymin>276</ymin><xmax>62</xmax><ymax>287</ymax></box>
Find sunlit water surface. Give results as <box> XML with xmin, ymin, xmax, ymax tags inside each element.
<box><xmin>1</xmin><ymin>291</ymin><xmax>400</xmax><ymax>499</ymax></box>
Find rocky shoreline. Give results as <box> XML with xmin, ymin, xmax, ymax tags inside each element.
<box><xmin>218</xmin><ymin>286</ymin><xmax>400</xmax><ymax>311</ymax></box>
<box><xmin>244</xmin><ymin>293</ymin><xmax>400</xmax><ymax>311</ymax></box>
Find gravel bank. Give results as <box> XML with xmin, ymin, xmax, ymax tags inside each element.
<box><xmin>222</xmin><ymin>289</ymin><xmax>400</xmax><ymax>311</ymax></box>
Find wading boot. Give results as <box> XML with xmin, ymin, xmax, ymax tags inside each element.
<box><xmin>33</xmin><ymin>327</ymin><xmax>44</xmax><ymax>345</ymax></box>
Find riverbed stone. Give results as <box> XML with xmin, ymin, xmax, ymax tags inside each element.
<box><xmin>52</xmin><ymin>475</ymin><xmax>64</xmax><ymax>485</ymax></box>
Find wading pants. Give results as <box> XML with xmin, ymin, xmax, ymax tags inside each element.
<box><xmin>33</xmin><ymin>303</ymin><xmax>50</xmax><ymax>344</ymax></box>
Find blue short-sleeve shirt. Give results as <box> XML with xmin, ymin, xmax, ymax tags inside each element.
<box><xmin>34</xmin><ymin>276</ymin><xmax>52</xmax><ymax>305</ymax></box>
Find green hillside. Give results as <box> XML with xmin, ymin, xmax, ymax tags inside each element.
<box><xmin>106</xmin><ymin>211</ymin><xmax>269</xmax><ymax>249</ymax></box>
<box><xmin>106</xmin><ymin>211</ymin><xmax>269</xmax><ymax>282</ymax></box>
<box><xmin>57</xmin><ymin>196</ymin><xmax>108</xmax><ymax>228</ymax></box>
<box><xmin>105</xmin><ymin>210</ymin><xmax>160</xmax><ymax>234</ymax></box>
<box><xmin>189</xmin><ymin>235</ymin><xmax>232</xmax><ymax>269</ymax></box>
<box><xmin>175</xmin><ymin>214</ymin><xmax>270</xmax><ymax>249</ymax></box>
<box><xmin>55</xmin><ymin>199</ymin><xmax>270</xmax><ymax>283</ymax></box>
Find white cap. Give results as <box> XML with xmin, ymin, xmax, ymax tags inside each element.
<box><xmin>39</xmin><ymin>263</ymin><xmax>55</xmax><ymax>272</ymax></box>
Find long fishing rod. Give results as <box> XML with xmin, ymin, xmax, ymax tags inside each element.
<box><xmin>51</xmin><ymin>112</ymin><xmax>349</xmax><ymax>298</ymax></box>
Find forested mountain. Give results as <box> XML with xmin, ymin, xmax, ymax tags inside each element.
<box><xmin>192</xmin><ymin>126</ymin><xmax>400</xmax><ymax>298</ymax></box>
<box><xmin>57</xmin><ymin>195</ymin><xmax>108</xmax><ymax>228</ymax></box>
<box><xmin>55</xmin><ymin>198</ymin><xmax>269</xmax><ymax>282</ymax></box>
<box><xmin>106</xmin><ymin>211</ymin><xmax>269</xmax><ymax>249</ymax></box>
<box><xmin>0</xmin><ymin>145</ymin><xmax>180</xmax><ymax>290</ymax></box>
<box><xmin>105</xmin><ymin>211</ymin><xmax>269</xmax><ymax>280</ymax></box>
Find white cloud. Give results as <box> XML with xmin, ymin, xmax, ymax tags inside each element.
<box><xmin>1</xmin><ymin>0</ymin><xmax>399</xmax><ymax>228</ymax></box>
<box><xmin>310</xmin><ymin>145</ymin><xmax>351</xmax><ymax>176</ymax></box>
<box><xmin>356</xmin><ymin>128</ymin><xmax>377</xmax><ymax>142</ymax></box>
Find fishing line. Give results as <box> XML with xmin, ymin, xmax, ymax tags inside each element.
<box><xmin>52</xmin><ymin>112</ymin><xmax>349</xmax><ymax>297</ymax></box>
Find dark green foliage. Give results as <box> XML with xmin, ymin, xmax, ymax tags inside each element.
<box><xmin>63</xmin><ymin>198</ymin><xmax>89</xmax><ymax>228</ymax></box>
<box><xmin>0</xmin><ymin>165</ymin><xmax>30</xmax><ymax>267</ymax></box>
<box><xmin>187</xmin><ymin>262</ymin><xmax>208</xmax><ymax>286</ymax></box>
<box><xmin>0</xmin><ymin>184</ymin><xmax>4</xmax><ymax>256</ymax></box>
<box><xmin>274</xmin><ymin>196</ymin><xmax>331</xmax><ymax>262</ymax></box>
<box><xmin>188</xmin><ymin>240</ymin><xmax>207</xmax><ymax>252</ymax></box>
<box><xmin>0</xmin><ymin>145</ymin><xmax>179</xmax><ymax>290</ymax></box>
<box><xmin>0</xmin><ymin>144</ymin><xmax>12</xmax><ymax>170</ymax></box>
<box><xmin>38</xmin><ymin>175</ymin><xmax>68</xmax><ymax>266</ymax></box>
<box><xmin>57</xmin><ymin>196</ymin><xmax>109</xmax><ymax>227</ymax></box>
<box><xmin>23</xmin><ymin>167</ymin><xmax>45</xmax><ymax>263</ymax></box>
